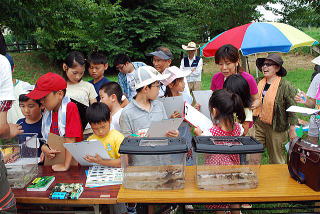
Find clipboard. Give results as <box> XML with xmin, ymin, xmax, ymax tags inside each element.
<box><xmin>64</xmin><ymin>140</ymin><xmax>110</xmax><ymax>166</ymax></box>
<box><xmin>44</xmin><ymin>133</ymin><xmax>77</xmax><ymax>166</ymax></box>
<box><xmin>158</xmin><ymin>96</ymin><xmax>184</xmax><ymax>117</ymax></box>
<box><xmin>192</xmin><ymin>90</ymin><xmax>212</xmax><ymax>118</ymax></box>
<box><xmin>286</xmin><ymin>105</ymin><xmax>320</xmax><ymax>115</ymax></box>
<box><xmin>184</xmin><ymin>102</ymin><xmax>213</xmax><ymax>132</ymax></box>
<box><xmin>147</xmin><ymin>118</ymin><xmax>184</xmax><ymax>137</ymax></box>
<box><xmin>44</xmin><ymin>133</ymin><xmax>66</xmax><ymax>166</ymax></box>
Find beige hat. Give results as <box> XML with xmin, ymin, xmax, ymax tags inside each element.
<box><xmin>312</xmin><ymin>56</ymin><xmax>320</xmax><ymax>65</ymax></box>
<box><xmin>182</xmin><ymin>42</ymin><xmax>198</xmax><ymax>51</ymax></box>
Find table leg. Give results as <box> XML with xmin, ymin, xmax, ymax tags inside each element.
<box><xmin>93</xmin><ymin>204</ymin><xmax>100</xmax><ymax>214</ymax></box>
<box><xmin>315</xmin><ymin>202</ymin><xmax>320</xmax><ymax>212</ymax></box>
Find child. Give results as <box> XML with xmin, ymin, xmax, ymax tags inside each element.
<box><xmin>26</xmin><ymin>72</ymin><xmax>83</xmax><ymax>172</ymax></box>
<box><xmin>99</xmin><ymin>82</ymin><xmax>123</xmax><ymax>131</ymax></box>
<box><xmin>114</xmin><ymin>54</ymin><xmax>146</xmax><ymax>101</ymax></box>
<box><xmin>63</xmin><ymin>51</ymin><xmax>97</xmax><ymax>106</ymax></box>
<box><xmin>17</xmin><ymin>94</ymin><xmax>44</xmax><ymax>158</ymax></box>
<box><xmin>87</xmin><ymin>51</ymin><xmax>110</xmax><ymax>102</ymax></box>
<box><xmin>194</xmin><ymin>89</ymin><xmax>245</xmax><ymax>214</ymax></box>
<box><xmin>62</xmin><ymin>51</ymin><xmax>97</xmax><ymax>131</ymax></box>
<box><xmin>223</xmin><ymin>74</ymin><xmax>253</xmax><ymax>136</ymax></box>
<box><xmin>119</xmin><ymin>65</ymin><xmax>179</xmax><ymax>138</ymax></box>
<box><xmin>83</xmin><ymin>102</ymin><xmax>124</xmax><ymax>167</ymax></box>
<box><xmin>161</xmin><ymin>66</ymin><xmax>194</xmax><ymax>165</ymax></box>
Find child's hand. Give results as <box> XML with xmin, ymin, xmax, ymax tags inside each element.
<box><xmin>294</xmin><ymin>90</ymin><xmax>307</xmax><ymax>104</ymax></box>
<box><xmin>166</xmin><ymin>130</ymin><xmax>179</xmax><ymax>137</ymax></box>
<box><xmin>41</xmin><ymin>144</ymin><xmax>60</xmax><ymax>159</ymax></box>
<box><xmin>250</xmin><ymin>99</ymin><xmax>261</xmax><ymax>110</ymax></box>
<box><xmin>84</xmin><ymin>154</ymin><xmax>103</xmax><ymax>164</ymax></box>
<box><xmin>39</xmin><ymin>152</ymin><xmax>45</xmax><ymax>163</ymax></box>
<box><xmin>194</xmin><ymin>127</ymin><xmax>203</xmax><ymax>136</ymax></box>
<box><xmin>47</xmin><ymin>149</ymin><xmax>60</xmax><ymax>159</ymax></box>
<box><xmin>170</xmin><ymin>111</ymin><xmax>181</xmax><ymax>118</ymax></box>
<box><xmin>52</xmin><ymin>164</ymin><xmax>68</xmax><ymax>172</ymax></box>
<box><xmin>194</xmin><ymin>103</ymin><xmax>201</xmax><ymax>111</ymax></box>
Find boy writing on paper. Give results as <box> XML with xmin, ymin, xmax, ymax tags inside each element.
<box><xmin>84</xmin><ymin>102</ymin><xmax>124</xmax><ymax>168</ymax></box>
<box><xmin>26</xmin><ymin>72</ymin><xmax>83</xmax><ymax>171</ymax></box>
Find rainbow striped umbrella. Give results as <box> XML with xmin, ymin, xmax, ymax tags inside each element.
<box><xmin>200</xmin><ymin>22</ymin><xmax>319</xmax><ymax>57</ymax></box>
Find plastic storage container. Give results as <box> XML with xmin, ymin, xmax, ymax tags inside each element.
<box><xmin>193</xmin><ymin>136</ymin><xmax>264</xmax><ymax>191</ymax></box>
<box><xmin>0</xmin><ymin>133</ymin><xmax>39</xmax><ymax>189</ymax></box>
<box><xmin>119</xmin><ymin>137</ymin><xmax>187</xmax><ymax>190</ymax></box>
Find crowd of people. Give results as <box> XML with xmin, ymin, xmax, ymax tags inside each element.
<box><xmin>1</xmin><ymin>30</ymin><xmax>320</xmax><ymax>213</ymax></box>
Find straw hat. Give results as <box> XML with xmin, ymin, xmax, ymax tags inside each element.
<box><xmin>312</xmin><ymin>56</ymin><xmax>320</xmax><ymax>65</ymax></box>
<box><xmin>182</xmin><ymin>42</ymin><xmax>198</xmax><ymax>51</ymax></box>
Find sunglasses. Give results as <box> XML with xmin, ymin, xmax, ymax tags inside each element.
<box><xmin>262</xmin><ymin>62</ymin><xmax>277</xmax><ymax>67</ymax></box>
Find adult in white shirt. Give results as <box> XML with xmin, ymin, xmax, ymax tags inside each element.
<box><xmin>147</xmin><ymin>46</ymin><xmax>193</xmax><ymax>104</ymax></box>
<box><xmin>180</xmin><ymin>41</ymin><xmax>203</xmax><ymax>92</ymax></box>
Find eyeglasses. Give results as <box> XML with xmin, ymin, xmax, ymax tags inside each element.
<box><xmin>116</xmin><ymin>64</ymin><xmax>125</xmax><ymax>71</ymax></box>
<box><xmin>262</xmin><ymin>63</ymin><xmax>277</xmax><ymax>67</ymax></box>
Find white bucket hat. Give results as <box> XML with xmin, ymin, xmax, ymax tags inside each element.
<box><xmin>312</xmin><ymin>56</ymin><xmax>320</xmax><ymax>65</ymax></box>
<box><xmin>134</xmin><ymin>66</ymin><xmax>170</xmax><ymax>90</ymax></box>
<box><xmin>160</xmin><ymin>66</ymin><xmax>192</xmax><ymax>86</ymax></box>
<box><xmin>182</xmin><ymin>42</ymin><xmax>198</xmax><ymax>51</ymax></box>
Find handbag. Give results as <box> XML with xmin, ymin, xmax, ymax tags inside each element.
<box><xmin>288</xmin><ymin>137</ymin><xmax>320</xmax><ymax>191</ymax></box>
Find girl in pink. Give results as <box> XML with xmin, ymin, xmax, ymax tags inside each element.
<box><xmin>195</xmin><ymin>89</ymin><xmax>245</xmax><ymax>214</ymax></box>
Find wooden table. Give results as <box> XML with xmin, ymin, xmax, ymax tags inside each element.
<box><xmin>117</xmin><ymin>164</ymin><xmax>320</xmax><ymax>204</ymax></box>
<box><xmin>13</xmin><ymin>166</ymin><xmax>120</xmax><ymax>213</ymax></box>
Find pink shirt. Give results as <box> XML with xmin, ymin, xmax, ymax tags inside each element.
<box><xmin>210</xmin><ymin>71</ymin><xmax>258</xmax><ymax>95</ymax></box>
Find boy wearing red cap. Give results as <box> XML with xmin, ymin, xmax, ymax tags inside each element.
<box><xmin>27</xmin><ymin>72</ymin><xmax>83</xmax><ymax>171</ymax></box>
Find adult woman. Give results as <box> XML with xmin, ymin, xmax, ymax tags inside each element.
<box><xmin>253</xmin><ymin>53</ymin><xmax>297</xmax><ymax>164</ymax></box>
<box><xmin>210</xmin><ymin>44</ymin><xmax>260</xmax><ymax>109</ymax></box>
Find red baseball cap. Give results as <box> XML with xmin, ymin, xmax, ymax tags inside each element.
<box><xmin>26</xmin><ymin>72</ymin><xmax>67</xmax><ymax>100</ymax></box>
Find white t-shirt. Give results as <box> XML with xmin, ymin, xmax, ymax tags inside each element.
<box><xmin>0</xmin><ymin>54</ymin><xmax>15</xmax><ymax>101</ymax></box>
<box><xmin>307</xmin><ymin>73</ymin><xmax>320</xmax><ymax>99</ymax></box>
<box><xmin>7</xmin><ymin>80</ymin><xmax>31</xmax><ymax>123</ymax></box>
<box><xmin>66</xmin><ymin>80</ymin><xmax>97</xmax><ymax>106</ymax></box>
<box><xmin>111</xmin><ymin>108</ymin><xmax>123</xmax><ymax>132</ymax></box>
<box><xmin>126</xmin><ymin>71</ymin><xmax>137</xmax><ymax>98</ymax></box>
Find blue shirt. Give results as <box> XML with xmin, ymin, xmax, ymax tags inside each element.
<box><xmin>17</xmin><ymin>117</ymin><xmax>44</xmax><ymax>157</ymax></box>
<box><xmin>118</xmin><ymin>62</ymin><xmax>146</xmax><ymax>101</ymax></box>
<box><xmin>89</xmin><ymin>77</ymin><xmax>110</xmax><ymax>102</ymax></box>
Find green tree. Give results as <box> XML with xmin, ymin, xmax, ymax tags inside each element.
<box><xmin>273</xmin><ymin>0</ymin><xmax>320</xmax><ymax>27</ymax></box>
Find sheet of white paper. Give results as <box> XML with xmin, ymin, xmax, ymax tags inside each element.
<box><xmin>286</xmin><ymin>106</ymin><xmax>320</xmax><ymax>115</ymax></box>
<box><xmin>64</xmin><ymin>140</ymin><xmax>111</xmax><ymax>166</ymax></box>
<box><xmin>147</xmin><ymin>118</ymin><xmax>184</xmax><ymax>137</ymax></box>
<box><xmin>158</xmin><ymin>96</ymin><xmax>184</xmax><ymax>117</ymax></box>
<box><xmin>192</xmin><ymin>90</ymin><xmax>212</xmax><ymax>118</ymax></box>
<box><xmin>184</xmin><ymin>102</ymin><xmax>213</xmax><ymax>132</ymax></box>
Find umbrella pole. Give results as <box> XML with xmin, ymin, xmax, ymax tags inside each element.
<box><xmin>240</xmin><ymin>53</ymin><xmax>247</xmax><ymax>72</ymax></box>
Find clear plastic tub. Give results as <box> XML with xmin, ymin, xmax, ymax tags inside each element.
<box><xmin>0</xmin><ymin>133</ymin><xmax>39</xmax><ymax>189</ymax></box>
<box><xmin>193</xmin><ymin>136</ymin><xmax>263</xmax><ymax>191</ymax></box>
<box><xmin>119</xmin><ymin>137</ymin><xmax>187</xmax><ymax>190</ymax></box>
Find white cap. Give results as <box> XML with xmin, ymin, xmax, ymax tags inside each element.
<box><xmin>312</xmin><ymin>56</ymin><xmax>320</xmax><ymax>65</ymax></box>
<box><xmin>134</xmin><ymin>66</ymin><xmax>170</xmax><ymax>90</ymax></box>
<box><xmin>160</xmin><ymin>66</ymin><xmax>191</xmax><ymax>86</ymax></box>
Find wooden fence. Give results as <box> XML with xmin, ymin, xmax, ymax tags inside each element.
<box><xmin>6</xmin><ymin>42</ymin><xmax>41</xmax><ymax>53</ymax></box>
